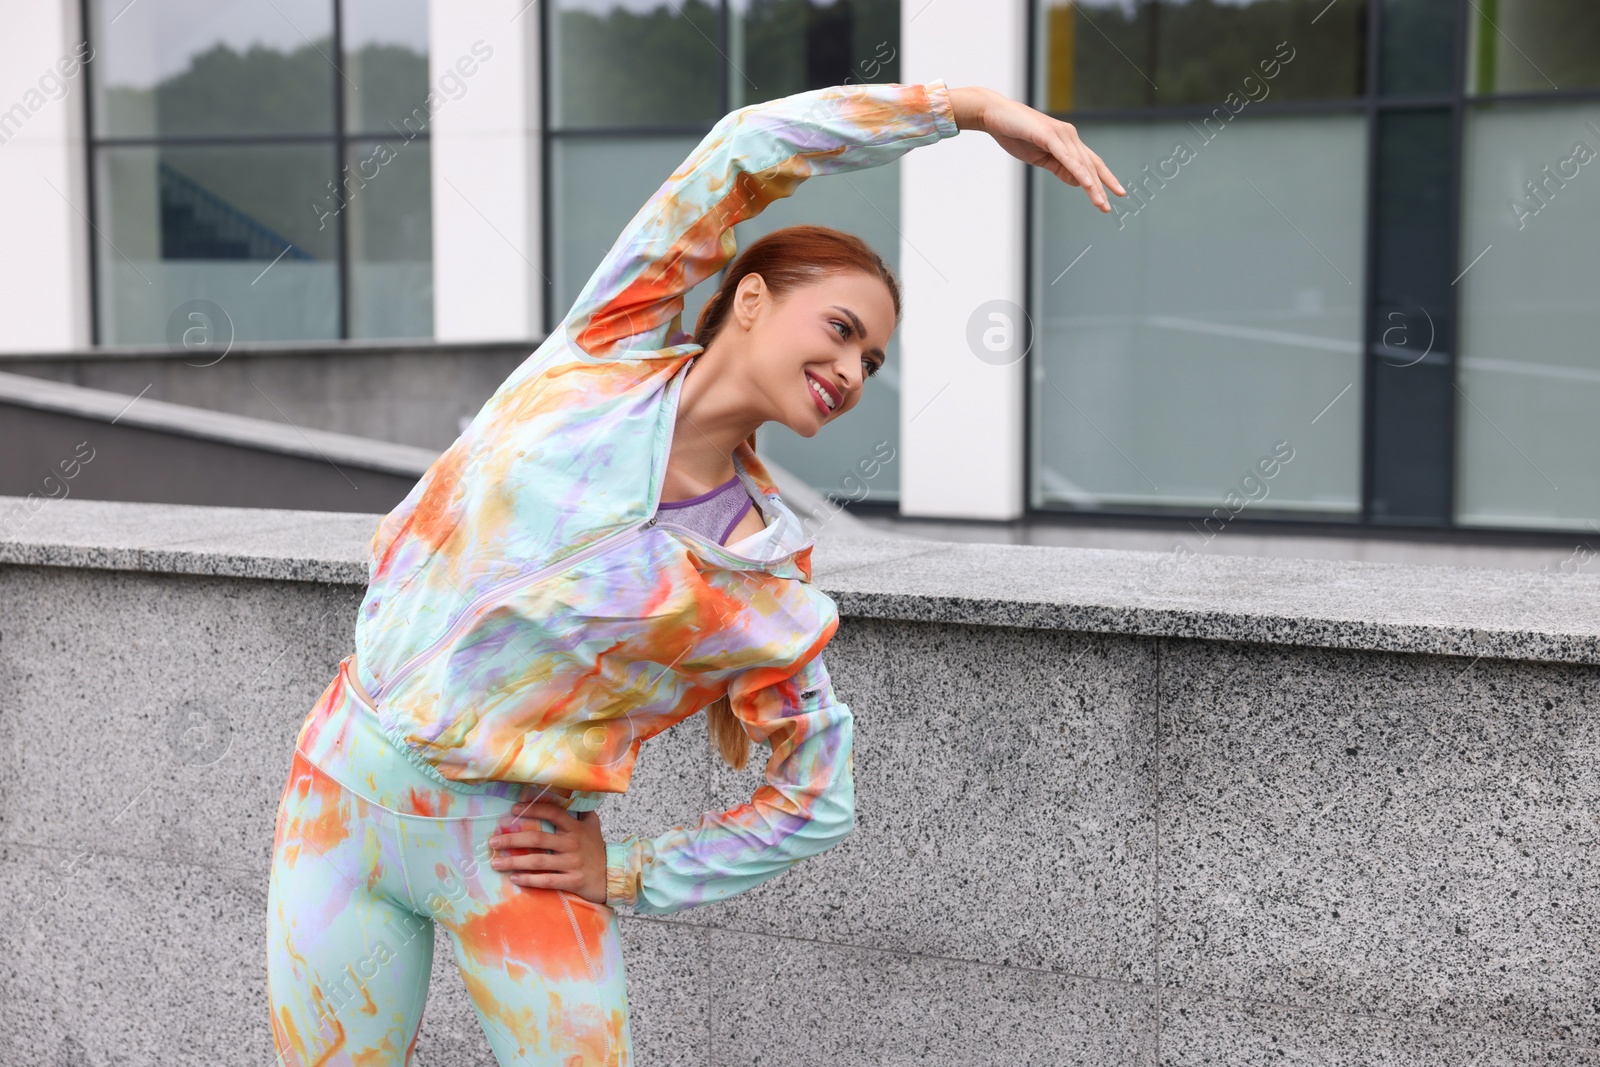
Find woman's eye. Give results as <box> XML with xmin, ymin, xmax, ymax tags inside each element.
<box><xmin>863</xmin><ymin>358</ymin><xmax>880</xmax><ymax>378</ymax></box>
<box><xmin>831</xmin><ymin>319</ymin><xmax>851</xmax><ymax>340</ymax></box>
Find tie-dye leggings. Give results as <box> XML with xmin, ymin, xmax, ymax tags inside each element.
<box><xmin>267</xmin><ymin>655</ymin><xmax>630</xmax><ymax>1066</ymax></box>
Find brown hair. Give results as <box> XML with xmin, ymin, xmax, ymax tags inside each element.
<box><xmin>694</xmin><ymin>223</ymin><xmax>901</xmax><ymax>351</ymax></box>
<box><xmin>694</xmin><ymin>224</ymin><xmax>897</xmax><ymax>769</ymax></box>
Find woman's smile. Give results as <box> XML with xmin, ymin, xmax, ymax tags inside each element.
<box><xmin>805</xmin><ymin>369</ymin><xmax>841</xmax><ymax>416</ymax></box>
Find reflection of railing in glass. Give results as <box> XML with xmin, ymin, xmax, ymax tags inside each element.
<box><xmin>158</xmin><ymin>163</ymin><xmax>314</xmax><ymax>261</ymax></box>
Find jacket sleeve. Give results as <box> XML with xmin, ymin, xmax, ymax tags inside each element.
<box><xmin>602</xmin><ymin>651</ymin><xmax>854</xmax><ymax>915</ymax></box>
<box><xmin>558</xmin><ymin>79</ymin><xmax>960</xmax><ymax>360</ymax></box>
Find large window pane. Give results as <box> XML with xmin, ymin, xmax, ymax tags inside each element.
<box><xmin>90</xmin><ymin>0</ymin><xmax>334</xmax><ymax>138</ymax></box>
<box><xmin>550</xmin><ymin>135</ymin><xmax>708</xmax><ymax>327</ymax></box>
<box><xmin>550</xmin><ymin>1</ymin><xmax>722</xmax><ymax>129</ymax></box>
<box><xmin>1454</xmin><ymin>101</ymin><xmax>1600</xmax><ymax>530</ymax></box>
<box><xmin>1466</xmin><ymin>0</ymin><xmax>1600</xmax><ymax>95</ymax></box>
<box><xmin>730</xmin><ymin>0</ymin><xmax>900</xmax><ymax>108</ymax></box>
<box><xmin>345</xmin><ymin>139</ymin><xmax>433</xmax><ymax>339</ymax></box>
<box><xmin>343</xmin><ymin>0</ymin><xmax>431</xmax><ymax>135</ymax></box>
<box><xmin>1030</xmin><ymin>114</ymin><xmax>1366</xmax><ymax>513</ymax></box>
<box><xmin>738</xmin><ymin>160</ymin><xmax>903</xmax><ymax>501</ymax></box>
<box><xmin>1034</xmin><ymin>0</ymin><xmax>1366</xmax><ymax>113</ymax></box>
<box><xmin>94</xmin><ymin>144</ymin><xmax>339</xmax><ymax>344</ymax></box>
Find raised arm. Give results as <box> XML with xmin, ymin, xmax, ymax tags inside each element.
<box><xmin>541</xmin><ymin>79</ymin><xmax>1123</xmax><ymax>366</ymax></box>
<box><xmin>556</xmin><ymin>80</ymin><xmax>960</xmax><ymax>360</ymax></box>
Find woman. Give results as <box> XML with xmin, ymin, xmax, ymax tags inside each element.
<box><xmin>266</xmin><ymin>78</ymin><xmax>1124</xmax><ymax>1066</ymax></box>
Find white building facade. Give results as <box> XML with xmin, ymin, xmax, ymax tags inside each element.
<box><xmin>2</xmin><ymin>0</ymin><xmax>1597</xmax><ymax>537</ymax></box>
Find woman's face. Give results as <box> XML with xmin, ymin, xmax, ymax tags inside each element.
<box><xmin>729</xmin><ymin>269</ymin><xmax>896</xmax><ymax>438</ymax></box>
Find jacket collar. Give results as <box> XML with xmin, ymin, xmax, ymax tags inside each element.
<box><xmin>658</xmin><ymin>355</ymin><xmax>817</xmax><ymax>583</ymax></box>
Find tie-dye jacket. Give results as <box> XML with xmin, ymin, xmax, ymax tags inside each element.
<box><xmin>349</xmin><ymin>80</ymin><xmax>960</xmax><ymax>915</ymax></box>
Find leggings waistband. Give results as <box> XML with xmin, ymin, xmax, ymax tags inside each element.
<box><xmin>294</xmin><ymin>654</ymin><xmax>599</xmax><ymax>819</ymax></box>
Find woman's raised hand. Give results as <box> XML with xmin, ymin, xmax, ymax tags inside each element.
<box><xmin>948</xmin><ymin>85</ymin><xmax>1127</xmax><ymax>213</ymax></box>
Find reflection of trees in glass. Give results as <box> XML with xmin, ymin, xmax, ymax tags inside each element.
<box><xmin>101</xmin><ymin>39</ymin><xmax>431</xmax><ymax>138</ymax></box>
<box><xmin>101</xmin><ymin>42</ymin><xmax>336</xmax><ymax>137</ymax></box>
<box><xmin>1468</xmin><ymin>0</ymin><xmax>1600</xmax><ymax>94</ymax></box>
<box><xmin>554</xmin><ymin>1</ymin><xmax>722</xmax><ymax>127</ymax></box>
<box><xmin>345</xmin><ymin>140</ymin><xmax>432</xmax><ymax>261</ymax></box>
<box><xmin>346</xmin><ymin>44</ymin><xmax>431</xmax><ymax>134</ymax></box>
<box><xmin>551</xmin><ymin>0</ymin><xmax>901</xmax><ymax>126</ymax></box>
<box><xmin>1040</xmin><ymin>0</ymin><xmax>1365</xmax><ymax>112</ymax></box>
<box><xmin>739</xmin><ymin>0</ymin><xmax>900</xmax><ymax>104</ymax></box>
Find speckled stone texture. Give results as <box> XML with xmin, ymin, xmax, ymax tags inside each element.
<box><xmin>1159</xmin><ymin>639</ymin><xmax>1600</xmax><ymax>1052</ymax></box>
<box><xmin>6</xmin><ymin>497</ymin><xmax>1600</xmax><ymax>663</ymax></box>
<box><xmin>708</xmin><ymin>928</ymin><xmax>1156</xmax><ymax>1067</ymax></box>
<box><xmin>4</xmin><ymin>497</ymin><xmax>1600</xmax><ymax>1065</ymax></box>
<box><xmin>0</xmin><ymin>562</ymin><xmax>718</xmax><ymax>1067</ymax></box>
<box><xmin>703</xmin><ymin>618</ymin><xmax>1158</xmax><ymax>983</ymax></box>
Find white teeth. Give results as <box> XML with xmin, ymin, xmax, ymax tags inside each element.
<box><xmin>809</xmin><ymin>376</ymin><xmax>836</xmax><ymax>411</ymax></box>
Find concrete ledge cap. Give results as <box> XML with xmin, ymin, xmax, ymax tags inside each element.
<box><xmin>3</xmin><ymin>495</ymin><xmax>1598</xmax><ymax>665</ymax></box>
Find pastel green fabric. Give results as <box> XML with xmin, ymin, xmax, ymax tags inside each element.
<box><xmin>268</xmin><ymin>660</ymin><xmax>629</xmax><ymax>1066</ymax></box>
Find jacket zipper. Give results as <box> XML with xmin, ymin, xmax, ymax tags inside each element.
<box><xmin>370</xmin><ymin>518</ymin><xmax>654</xmax><ymax>703</ymax></box>
<box><xmin>369</xmin><ymin>356</ymin><xmax>818</xmax><ymax>705</ymax></box>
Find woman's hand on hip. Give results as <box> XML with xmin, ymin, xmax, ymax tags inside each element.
<box><xmin>487</xmin><ymin>802</ymin><xmax>608</xmax><ymax>905</ymax></box>
<box><xmin>948</xmin><ymin>85</ymin><xmax>1126</xmax><ymax>213</ymax></box>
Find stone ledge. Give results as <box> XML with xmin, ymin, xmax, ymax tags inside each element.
<box><xmin>3</xmin><ymin>494</ymin><xmax>1598</xmax><ymax>665</ymax></box>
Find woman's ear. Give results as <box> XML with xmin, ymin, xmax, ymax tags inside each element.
<box><xmin>730</xmin><ymin>272</ymin><xmax>767</xmax><ymax>331</ymax></box>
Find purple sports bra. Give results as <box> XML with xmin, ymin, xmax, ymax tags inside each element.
<box><xmin>655</xmin><ymin>474</ymin><xmax>760</xmax><ymax>546</ymax></box>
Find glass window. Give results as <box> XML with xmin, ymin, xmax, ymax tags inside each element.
<box><xmin>94</xmin><ymin>144</ymin><xmax>339</xmax><ymax>344</ymax></box>
<box><xmin>1029</xmin><ymin>115</ymin><xmax>1367</xmax><ymax>514</ymax></box>
<box><xmin>549</xmin><ymin>0</ymin><xmax>723</xmax><ymax>129</ymax></box>
<box><xmin>1034</xmin><ymin>0</ymin><xmax>1366</xmax><ymax>114</ymax></box>
<box><xmin>1466</xmin><ymin>0</ymin><xmax>1600</xmax><ymax>95</ymax></box>
<box><xmin>550</xmin><ymin>134</ymin><xmax>709</xmax><ymax>329</ymax></box>
<box><xmin>91</xmin><ymin>0</ymin><xmax>335</xmax><ymax>138</ymax></box>
<box><xmin>730</xmin><ymin>0</ymin><xmax>901</xmax><ymax>108</ymax></box>
<box><xmin>345</xmin><ymin>138</ymin><xmax>433</xmax><ymax>340</ymax></box>
<box><xmin>546</xmin><ymin>0</ymin><xmax>905</xmax><ymax>502</ymax></box>
<box><xmin>343</xmin><ymin>0</ymin><xmax>431</xmax><ymax>135</ymax></box>
<box><xmin>1454</xmin><ymin>100</ymin><xmax>1600</xmax><ymax>530</ymax></box>
<box><xmin>88</xmin><ymin>0</ymin><xmax>432</xmax><ymax>343</ymax></box>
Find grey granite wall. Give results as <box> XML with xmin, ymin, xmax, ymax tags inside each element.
<box><xmin>2</xmin><ymin>497</ymin><xmax>1597</xmax><ymax>1066</ymax></box>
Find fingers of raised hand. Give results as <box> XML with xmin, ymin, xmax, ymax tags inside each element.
<box><xmin>1086</xmin><ymin>147</ymin><xmax>1126</xmax><ymax>197</ymax></box>
<box><xmin>1045</xmin><ymin>130</ymin><xmax>1109</xmax><ymax>210</ymax></box>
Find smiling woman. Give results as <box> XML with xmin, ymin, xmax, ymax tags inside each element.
<box><xmin>678</xmin><ymin>223</ymin><xmax>898</xmax><ymax>434</ymax></box>
<box><xmin>267</xmin><ymin>77</ymin><xmax>1123</xmax><ymax>1067</ymax></box>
